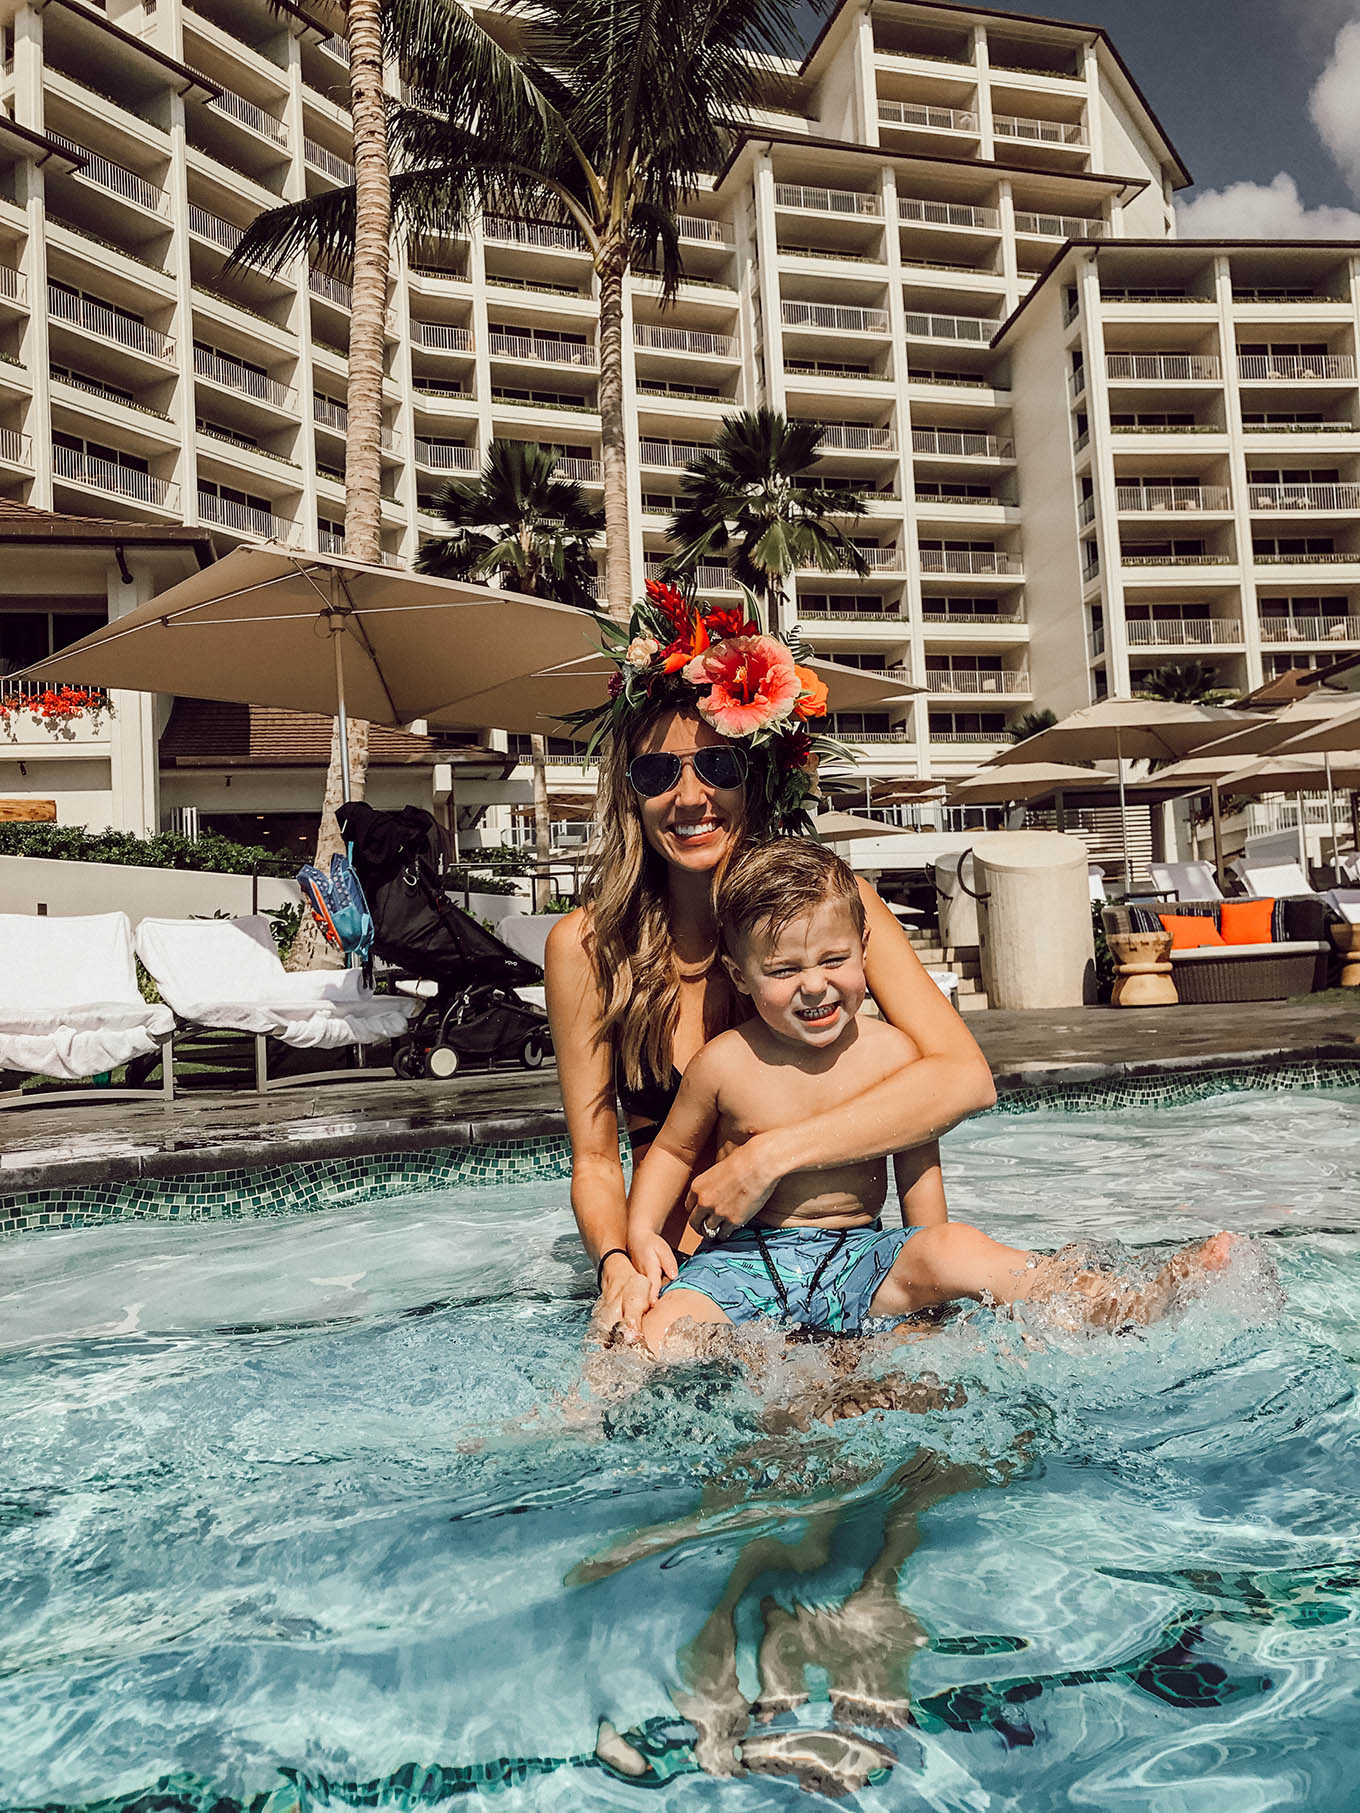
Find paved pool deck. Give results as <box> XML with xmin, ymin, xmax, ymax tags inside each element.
<box><xmin>3</xmin><ymin>996</ymin><xmax>1359</xmax><ymax>1195</ymax></box>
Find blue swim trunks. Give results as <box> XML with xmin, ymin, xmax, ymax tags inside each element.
<box><xmin>660</xmin><ymin>1222</ymin><xmax>916</xmax><ymax>1335</ymax></box>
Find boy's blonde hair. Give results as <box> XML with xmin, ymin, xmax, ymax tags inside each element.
<box><xmin>716</xmin><ymin>837</ymin><xmax>866</xmax><ymax>956</ymax></box>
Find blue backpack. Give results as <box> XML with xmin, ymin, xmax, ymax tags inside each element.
<box><xmin>298</xmin><ymin>851</ymin><xmax>375</xmax><ymax>973</ymax></box>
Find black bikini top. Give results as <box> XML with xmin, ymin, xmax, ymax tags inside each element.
<box><xmin>615</xmin><ymin>1057</ymin><xmax>683</xmax><ymax>1127</ymax></box>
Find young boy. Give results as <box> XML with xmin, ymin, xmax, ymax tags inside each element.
<box><xmin>628</xmin><ymin>839</ymin><xmax>1234</xmax><ymax>1357</ymax></box>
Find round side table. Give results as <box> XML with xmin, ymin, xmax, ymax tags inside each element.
<box><xmin>1107</xmin><ymin>928</ymin><xmax>1178</xmax><ymax>1008</ymax></box>
<box><xmin>1330</xmin><ymin>919</ymin><xmax>1360</xmax><ymax>987</ymax></box>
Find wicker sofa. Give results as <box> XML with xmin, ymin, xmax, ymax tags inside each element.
<box><xmin>1102</xmin><ymin>898</ymin><xmax>1331</xmax><ymax>1004</ymax></box>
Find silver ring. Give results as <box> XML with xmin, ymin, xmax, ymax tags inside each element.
<box><xmin>703</xmin><ymin>1217</ymin><xmax>722</xmax><ymax>1238</ymax></box>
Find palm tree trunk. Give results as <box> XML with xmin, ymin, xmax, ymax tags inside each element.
<box><xmin>531</xmin><ymin>733</ymin><xmax>552</xmax><ymax>911</ymax></box>
<box><xmin>596</xmin><ymin>240</ymin><xmax>632</xmax><ymax>621</ymax></box>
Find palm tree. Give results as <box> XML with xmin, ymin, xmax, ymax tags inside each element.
<box><xmin>1134</xmin><ymin>661</ymin><xmax>1226</xmax><ymax>703</ymax></box>
<box><xmin>231</xmin><ymin>0</ymin><xmax>805</xmax><ymax>622</ymax></box>
<box><xmin>417</xmin><ymin>440</ymin><xmax>604</xmax><ymax>905</ymax></box>
<box><xmin>665</xmin><ymin>408</ymin><xmax>871</xmax><ymax>622</ymax></box>
<box><xmin>1009</xmin><ymin>708</ymin><xmax>1058</xmax><ymax>743</ymax></box>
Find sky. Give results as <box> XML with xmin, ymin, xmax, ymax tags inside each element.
<box><xmin>795</xmin><ymin>0</ymin><xmax>1360</xmax><ymax>236</ymax></box>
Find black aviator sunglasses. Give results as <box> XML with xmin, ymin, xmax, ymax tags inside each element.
<box><xmin>626</xmin><ymin>746</ymin><xmax>749</xmax><ymax>798</ymax></box>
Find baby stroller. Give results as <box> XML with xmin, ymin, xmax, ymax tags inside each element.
<box><xmin>337</xmin><ymin>802</ymin><xmax>552</xmax><ymax>1080</ymax></box>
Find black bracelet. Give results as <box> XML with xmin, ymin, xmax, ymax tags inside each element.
<box><xmin>596</xmin><ymin>1247</ymin><xmax>630</xmax><ymax>1289</ymax></box>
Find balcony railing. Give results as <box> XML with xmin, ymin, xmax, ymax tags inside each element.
<box><xmin>922</xmin><ymin>605</ymin><xmax>1026</xmax><ymax>624</ymax></box>
<box><xmin>645</xmin><ymin>558</ymin><xmax>734</xmax><ymax>590</ymax></box>
<box><xmin>554</xmin><ymin>454</ymin><xmax>601</xmax><ymax>482</ymax></box>
<box><xmin>1248</xmin><ymin>483</ymin><xmax>1360</xmax><ymax>511</ymax></box>
<box><xmin>1116</xmin><ymin>484</ymin><xmax>1232</xmax><ymax>512</ymax></box>
<box><xmin>318</xmin><ymin>34</ymin><xmax>348</xmax><ymax>63</ymax></box>
<box><xmin>1260</xmin><ymin>615</ymin><xmax>1360</xmax><ymax>642</ymax></box>
<box><xmin>48</xmin><ymin>285</ymin><xmax>174</xmax><ymax>360</ymax></box>
<box><xmin>207</xmin><ymin>87</ymin><xmax>289</xmax><ymax>147</ymax></box>
<box><xmin>197</xmin><ymin>490</ymin><xmax>291</xmax><ymax>537</ymax></box>
<box><xmin>811</xmin><ymin>422</ymin><xmax>895</xmax><ymax>451</ymax></box>
<box><xmin>487</xmin><ymin>328</ymin><xmax>597</xmax><ymax>367</ymax></box>
<box><xmin>912</xmin><ymin>426</ymin><xmax>1013</xmax><ymax>459</ymax></box>
<box><xmin>1078</xmin><ymin>495</ymin><xmax>1096</xmax><ymax>525</ymax></box>
<box><xmin>308</xmin><ymin>269</ymin><xmax>354</xmax><ymax>310</ymax></box>
<box><xmin>54</xmin><ymin>444</ymin><xmax>176</xmax><ymax>505</ymax></box>
<box><xmin>899</xmin><ymin>197</ymin><xmax>999</xmax><ymax>231</ymax></box>
<box><xmin>878</xmin><ymin>100</ymin><xmax>978</xmax><ymax>133</ymax></box>
<box><xmin>1106</xmin><ymin>353</ymin><xmax>1222</xmax><ymax>382</ymax></box>
<box><xmin>195</xmin><ymin>347</ymin><xmax>295</xmax><ymax>410</ymax></box>
<box><xmin>187</xmin><ymin>204</ymin><xmax>243</xmax><ymax>252</ymax></box>
<box><xmin>0</xmin><ymin>264</ymin><xmax>26</xmax><ymax>307</ymax></box>
<box><xmin>634</xmin><ymin>323</ymin><xmax>739</xmax><ymax>358</ymax></box>
<box><xmin>1254</xmin><ymin>551</ymin><xmax>1360</xmax><ymax>564</ymax></box>
<box><xmin>1237</xmin><ymin>354</ymin><xmax>1356</xmax><ymax>382</ymax></box>
<box><xmin>992</xmin><ymin>113</ymin><xmax>1088</xmax><ymax>147</ymax></box>
<box><xmin>675</xmin><ymin>213</ymin><xmax>735</xmax><ymax>245</ymax></box>
<box><xmin>0</xmin><ymin>426</ymin><xmax>31</xmax><ymax>466</ymax></box>
<box><xmin>640</xmin><ymin>438</ymin><xmax>709</xmax><ymax>467</ymax></box>
<box><xmin>312</xmin><ymin>395</ymin><xmax>397</xmax><ymax>448</ymax></box>
<box><xmin>924</xmin><ymin>668</ymin><xmax>1031</xmax><ymax>693</ymax></box>
<box><xmin>304</xmin><ymin>137</ymin><xmax>354</xmax><ymax>183</ymax></box>
<box><xmin>773</xmin><ymin>182</ymin><xmax>881</xmax><ymax>217</ymax></box>
<box><xmin>413</xmin><ymin>437</ymin><xmax>478</xmax><ymax>471</ymax></box>
<box><xmin>1125</xmin><ymin>618</ymin><xmax>1245</xmax><ymax>646</ymax></box>
<box><xmin>1120</xmin><ymin>552</ymin><xmax>1235</xmax><ymax>566</ymax></box>
<box><xmin>904</xmin><ymin>311</ymin><xmax>995</xmax><ymax>343</ymax></box>
<box><xmin>483</xmin><ymin>215</ymin><xmax>585</xmax><ymax>252</ymax></box>
<box><xmin>1012</xmin><ymin>209</ymin><xmax>1106</xmax><ymax>239</ymax></box>
<box><xmin>919</xmin><ymin>549</ymin><xmax>1021</xmax><ymax>575</ymax></box>
<box><xmin>50</xmin><ymin>134</ymin><xmax>169</xmax><ymax>214</ymax></box>
<box><xmin>410</xmin><ymin>320</ymin><xmax>474</xmax><ymax>352</ymax></box>
<box><xmin>781</xmin><ymin>300</ymin><xmax>889</xmax><ymax>334</ymax></box>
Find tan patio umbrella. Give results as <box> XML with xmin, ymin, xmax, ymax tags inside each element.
<box><xmin>812</xmin><ymin>809</ymin><xmax>902</xmax><ymax>842</ymax></box>
<box><xmin>949</xmin><ymin>761</ymin><xmax>1116</xmax><ymax>804</ymax></box>
<box><xmin>988</xmin><ymin>699</ymin><xmax>1247</xmax><ymax>887</ymax></box>
<box><xmin>1194</xmin><ymin>694</ymin><xmax>1360</xmax><ymax>860</ymax></box>
<box><xmin>1135</xmin><ymin>752</ymin><xmax>1262</xmax><ymax>879</ymax></box>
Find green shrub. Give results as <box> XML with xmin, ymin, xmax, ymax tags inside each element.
<box><xmin>0</xmin><ymin>824</ymin><xmax>296</xmax><ymax>877</ymax></box>
<box><xmin>1090</xmin><ymin>903</ymin><xmax>1115</xmax><ymax>1004</ymax></box>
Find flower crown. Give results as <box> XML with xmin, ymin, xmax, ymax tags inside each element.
<box><xmin>562</xmin><ymin>579</ymin><xmax>847</xmax><ymax>833</ymax></box>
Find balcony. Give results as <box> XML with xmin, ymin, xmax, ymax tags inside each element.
<box><xmin>992</xmin><ymin>113</ymin><xmax>1087</xmax><ymax>148</ymax></box>
<box><xmin>1125</xmin><ymin>619</ymin><xmax>1244</xmax><ymax>646</ymax></box>
<box><xmin>1121</xmin><ymin>552</ymin><xmax>1235</xmax><ymax>567</ymax></box>
<box><xmin>813</xmin><ymin>423</ymin><xmax>896</xmax><ymax>452</ymax></box>
<box><xmin>196</xmin><ymin>347</ymin><xmax>295</xmax><ymax>410</ymax></box>
<box><xmin>912</xmin><ymin>426</ymin><xmax>1013</xmax><ymax>459</ymax></box>
<box><xmin>922</xmin><ymin>604</ymin><xmax>1026</xmax><ymax>624</ymax></box>
<box><xmin>309</xmin><ymin>269</ymin><xmax>355</xmax><ymax>310</ymax></box>
<box><xmin>639</xmin><ymin>438</ymin><xmax>709</xmax><ymax>467</ymax></box>
<box><xmin>487</xmin><ymin>328</ymin><xmax>597</xmax><ymax>368</ymax></box>
<box><xmin>919</xmin><ymin>549</ymin><xmax>1021</xmax><ymax>575</ymax></box>
<box><xmin>187</xmin><ymin>204</ymin><xmax>243</xmax><ymax>253</ymax></box>
<box><xmin>49</xmin><ymin>286</ymin><xmax>174</xmax><ymax>361</ymax></box>
<box><xmin>1116</xmin><ymin>484</ymin><xmax>1232</xmax><ymax>512</ymax></box>
<box><xmin>206</xmin><ymin>88</ymin><xmax>289</xmax><ymax>148</ymax></box>
<box><xmin>1238</xmin><ymin>354</ymin><xmax>1355</xmax><ymax>382</ymax></box>
<box><xmin>1106</xmin><ymin>353</ymin><xmax>1222</xmax><ymax>382</ymax></box>
<box><xmin>197</xmin><ymin>490</ymin><xmax>293</xmax><ymax>538</ymax></box>
<box><xmin>483</xmin><ymin>216</ymin><xmax>586</xmax><ymax>252</ymax></box>
<box><xmin>554</xmin><ymin>454</ymin><xmax>601</xmax><ymax>482</ymax></box>
<box><xmin>899</xmin><ymin>198</ymin><xmax>999</xmax><ymax>231</ymax></box>
<box><xmin>904</xmin><ymin>311</ymin><xmax>995</xmax><ymax>344</ymax></box>
<box><xmin>878</xmin><ymin>100</ymin><xmax>978</xmax><ymax>134</ymax></box>
<box><xmin>634</xmin><ymin>324</ymin><xmax>738</xmax><ymax>359</ymax></box>
<box><xmin>49</xmin><ymin>135</ymin><xmax>170</xmax><ymax>217</ymax></box>
<box><xmin>410</xmin><ymin>320</ymin><xmax>475</xmax><ymax>353</ymax></box>
<box><xmin>644</xmin><ymin>558</ymin><xmax>734</xmax><ymax>590</ymax></box>
<box><xmin>304</xmin><ymin>137</ymin><xmax>354</xmax><ymax>184</ymax></box>
<box><xmin>1260</xmin><ymin>615</ymin><xmax>1360</xmax><ymax>642</ymax></box>
<box><xmin>1012</xmin><ymin>210</ymin><xmax>1105</xmax><ymax>239</ymax></box>
<box><xmin>924</xmin><ymin>667</ymin><xmax>1031</xmax><ymax>694</ymax></box>
<box><xmin>781</xmin><ymin>301</ymin><xmax>889</xmax><ymax>334</ymax></box>
<box><xmin>53</xmin><ymin>444</ymin><xmax>177</xmax><ymax>507</ymax></box>
<box><xmin>412</xmin><ymin>437</ymin><xmax>478</xmax><ymax>471</ymax></box>
<box><xmin>1248</xmin><ymin>483</ymin><xmax>1360</xmax><ymax>512</ymax></box>
<box><xmin>0</xmin><ymin>266</ymin><xmax>27</xmax><ymax>308</ymax></box>
<box><xmin>774</xmin><ymin>183</ymin><xmax>882</xmax><ymax>218</ymax></box>
<box><xmin>675</xmin><ymin>214</ymin><xmax>735</xmax><ymax>245</ymax></box>
<box><xmin>0</xmin><ymin>426</ymin><xmax>31</xmax><ymax>467</ymax></box>
<box><xmin>313</xmin><ymin>395</ymin><xmax>397</xmax><ymax>449</ymax></box>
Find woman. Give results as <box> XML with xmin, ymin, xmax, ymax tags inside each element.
<box><xmin>545</xmin><ymin>583</ymin><xmax>996</xmax><ymax>1341</ymax></box>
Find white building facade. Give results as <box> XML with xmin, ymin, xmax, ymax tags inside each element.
<box><xmin>0</xmin><ymin>0</ymin><xmax>1354</xmax><ymax>842</ymax></box>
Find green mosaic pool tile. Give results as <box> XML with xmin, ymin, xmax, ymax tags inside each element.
<box><xmin>987</xmin><ymin>1059</ymin><xmax>1360</xmax><ymax>1118</ymax></box>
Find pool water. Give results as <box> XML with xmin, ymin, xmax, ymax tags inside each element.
<box><xmin>3</xmin><ymin>1082</ymin><xmax>1360</xmax><ymax>1811</ymax></box>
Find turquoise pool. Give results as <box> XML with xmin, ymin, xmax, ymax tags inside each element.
<box><xmin>3</xmin><ymin>1078</ymin><xmax>1360</xmax><ymax>1810</ymax></box>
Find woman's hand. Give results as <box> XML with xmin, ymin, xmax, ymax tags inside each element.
<box><xmin>630</xmin><ymin>1230</ymin><xmax>679</xmax><ymax>1306</ymax></box>
<box><xmin>686</xmin><ymin>1134</ymin><xmax>780</xmax><ymax>1241</ymax></box>
<box><xmin>590</xmin><ymin>1250</ymin><xmax>652</xmax><ymax>1346</ymax></box>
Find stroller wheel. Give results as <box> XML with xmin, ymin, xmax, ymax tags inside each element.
<box><xmin>519</xmin><ymin>1032</ymin><xmax>547</xmax><ymax>1070</ymax></box>
<box><xmin>426</xmin><ymin>1044</ymin><xmax>460</xmax><ymax>1079</ymax></box>
<box><xmin>392</xmin><ymin>1042</ymin><xmax>425</xmax><ymax>1081</ymax></box>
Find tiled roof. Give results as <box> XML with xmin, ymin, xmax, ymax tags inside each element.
<box><xmin>160</xmin><ymin>699</ymin><xmax>499</xmax><ymax>768</ymax></box>
<box><xmin>0</xmin><ymin>499</ymin><xmax>211</xmax><ymax>548</ymax></box>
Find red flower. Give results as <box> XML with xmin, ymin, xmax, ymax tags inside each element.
<box><xmin>659</xmin><ymin>609</ymin><xmax>710</xmax><ymax>673</ymax></box>
<box><xmin>608</xmin><ymin>671</ymin><xmax>625</xmax><ymax>699</ymax></box>
<box><xmin>644</xmin><ymin>578</ymin><xmax>691</xmax><ymax>635</ymax></box>
<box><xmin>777</xmin><ymin>725</ymin><xmax>814</xmax><ymax>770</ymax></box>
<box><xmin>682</xmin><ymin>635</ymin><xmax>801</xmax><ymax>736</ymax></box>
<box><xmin>792</xmin><ymin>665</ymin><xmax>829</xmax><ymax>722</ymax></box>
<box><xmin>703</xmin><ymin>605</ymin><xmax>760</xmax><ymax>640</ymax></box>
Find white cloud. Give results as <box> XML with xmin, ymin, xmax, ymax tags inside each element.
<box><xmin>1175</xmin><ymin>172</ymin><xmax>1360</xmax><ymax>239</ymax></box>
<box><xmin>1309</xmin><ymin>19</ymin><xmax>1360</xmax><ymax>195</ymax></box>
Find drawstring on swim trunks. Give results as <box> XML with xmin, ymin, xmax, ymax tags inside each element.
<box><xmin>750</xmin><ymin>1226</ymin><xmax>850</xmax><ymax>1324</ymax></box>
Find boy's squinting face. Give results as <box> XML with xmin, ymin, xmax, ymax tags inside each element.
<box><xmin>725</xmin><ymin>897</ymin><xmax>868</xmax><ymax>1049</ymax></box>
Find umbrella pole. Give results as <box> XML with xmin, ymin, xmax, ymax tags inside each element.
<box><xmin>1325</xmin><ymin>750</ymin><xmax>1338</xmax><ymax>869</ymax></box>
<box><xmin>1116</xmin><ymin>729</ymin><xmax>1131</xmax><ymax>895</ymax></box>
<box><xmin>1054</xmin><ymin>789</ymin><xmax>1066</xmax><ymax>833</ymax></box>
<box><xmin>332</xmin><ymin>617</ymin><xmax>352</xmax><ymax>803</ymax></box>
<box><xmin>1210</xmin><ymin>781</ymin><xmax>1224</xmax><ymax>886</ymax></box>
<box><xmin>1295</xmin><ymin>792</ymin><xmax>1308</xmax><ymax>873</ymax></box>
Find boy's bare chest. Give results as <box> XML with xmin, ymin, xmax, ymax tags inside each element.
<box><xmin>719</xmin><ymin>1042</ymin><xmax>886</xmax><ymax>1139</ymax></box>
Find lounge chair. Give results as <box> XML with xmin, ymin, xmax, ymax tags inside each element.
<box><xmin>1149</xmin><ymin>861</ymin><xmax>1223</xmax><ymax>902</ymax></box>
<box><xmin>1228</xmin><ymin>858</ymin><xmax>1314</xmax><ymax>899</ymax></box>
<box><xmin>0</xmin><ymin>910</ymin><xmax>174</xmax><ymax>1106</ymax></box>
<box><xmin>135</xmin><ymin>915</ymin><xmax>417</xmax><ymax>1092</ymax></box>
<box><xmin>1088</xmin><ymin>865</ymin><xmax>1108</xmax><ymax>905</ymax></box>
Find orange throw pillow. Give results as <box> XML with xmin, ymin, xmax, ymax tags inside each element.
<box><xmin>1158</xmin><ymin>913</ymin><xmax>1227</xmax><ymax>951</ymax></box>
<box><xmin>1220</xmin><ymin>898</ymin><xmax>1275</xmax><ymax>946</ymax></box>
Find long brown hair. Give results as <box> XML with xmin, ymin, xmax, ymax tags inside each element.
<box><xmin>581</xmin><ymin>689</ymin><xmax>774</xmax><ymax>1092</ymax></box>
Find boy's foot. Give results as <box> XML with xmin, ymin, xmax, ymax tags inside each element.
<box><xmin>740</xmin><ymin>1727</ymin><xmax>897</xmax><ymax>1796</ymax></box>
<box><xmin>1096</xmin><ymin>1231</ymin><xmax>1239</xmax><ymax>1329</ymax></box>
<box><xmin>766</xmin><ymin>1371</ymin><xmax>966</xmax><ymax>1432</ymax></box>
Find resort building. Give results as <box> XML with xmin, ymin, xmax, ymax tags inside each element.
<box><xmin>0</xmin><ymin>0</ymin><xmax>1356</xmax><ymax>849</ymax></box>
